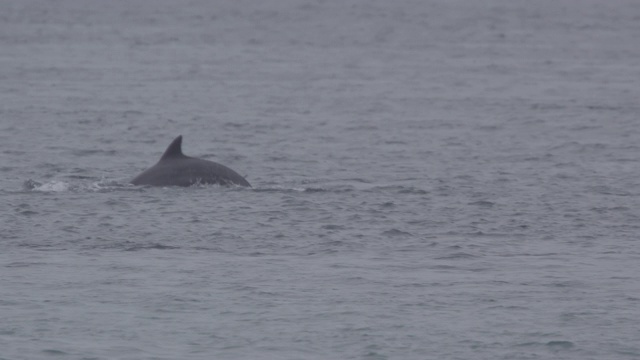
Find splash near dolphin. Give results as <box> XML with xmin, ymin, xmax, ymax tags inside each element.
<box><xmin>131</xmin><ymin>135</ymin><xmax>251</xmax><ymax>187</ymax></box>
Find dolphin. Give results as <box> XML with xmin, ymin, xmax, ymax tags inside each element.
<box><xmin>131</xmin><ymin>135</ymin><xmax>251</xmax><ymax>187</ymax></box>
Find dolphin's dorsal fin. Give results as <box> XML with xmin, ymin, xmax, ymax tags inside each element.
<box><xmin>160</xmin><ymin>135</ymin><xmax>185</xmax><ymax>160</ymax></box>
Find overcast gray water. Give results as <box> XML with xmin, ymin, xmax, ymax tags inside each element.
<box><xmin>2</xmin><ymin>1</ymin><xmax>640</xmax><ymax>359</ymax></box>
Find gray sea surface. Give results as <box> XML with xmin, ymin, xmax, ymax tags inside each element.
<box><xmin>2</xmin><ymin>0</ymin><xmax>640</xmax><ymax>359</ymax></box>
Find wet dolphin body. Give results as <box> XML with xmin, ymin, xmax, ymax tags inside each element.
<box><xmin>131</xmin><ymin>135</ymin><xmax>251</xmax><ymax>187</ymax></box>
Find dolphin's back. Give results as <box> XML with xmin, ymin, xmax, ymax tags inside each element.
<box><xmin>131</xmin><ymin>157</ymin><xmax>251</xmax><ymax>187</ymax></box>
<box><xmin>131</xmin><ymin>136</ymin><xmax>251</xmax><ymax>187</ymax></box>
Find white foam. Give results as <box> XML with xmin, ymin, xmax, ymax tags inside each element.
<box><xmin>34</xmin><ymin>181</ymin><xmax>70</xmax><ymax>192</ymax></box>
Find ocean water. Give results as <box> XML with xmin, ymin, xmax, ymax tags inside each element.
<box><xmin>2</xmin><ymin>0</ymin><xmax>640</xmax><ymax>359</ymax></box>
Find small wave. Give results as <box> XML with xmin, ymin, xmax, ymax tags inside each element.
<box><xmin>585</xmin><ymin>104</ymin><xmax>620</xmax><ymax>111</ymax></box>
<box><xmin>251</xmin><ymin>186</ymin><xmax>293</xmax><ymax>193</ymax></box>
<box><xmin>15</xmin><ymin>205</ymin><xmax>38</xmax><ymax>216</ymax></box>
<box><xmin>546</xmin><ymin>341</ymin><xmax>575</xmax><ymax>351</ymax></box>
<box><xmin>588</xmin><ymin>185</ymin><xmax>632</xmax><ymax>196</ymax></box>
<box><xmin>251</xmin><ymin>186</ymin><xmax>325</xmax><ymax>193</ymax></box>
<box><xmin>42</xmin><ymin>349</ymin><xmax>68</xmax><ymax>356</ymax></box>
<box><xmin>304</xmin><ymin>187</ymin><xmax>327</xmax><ymax>193</ymax></box>
<box><xmin>285</xmin><ymin>186</ymin><xmax>354</xmax><ymax>193</ymax></box>
<box><xmin>124</xmin><ymin>244</ymin><xmax>180</xmax><ymax>251</ymax></box>
<box><xmin>549</xmin><ymin>141</ymin><xmax>607</xmax><ymax>153</ymax></box>
<box><xmin>397</xmin><ymin>187</ymin><xmax>428</xmax><ymax>195</ymax></box>
<box><xmin>22</xmin><ymin>179</ymin><xmax>42</xmax><ymax>190</ymax></box>
<box><xmin>255</xmin><ymin>182</ymin><xmax>426</xmax><ymax>195</ymax></box>
<box><xmin>435</xmin><ymin>252</ymin><xmax>477</xmax><ymax>260</ymax></box>
<box><xmin>343</xmin><ymin>178</ymin><xmax>372</xmax><ymax>183</ymax></box>
<box><xmin>23</xmin><ymin>180</ymin><xmax>70</xmax><ymax>192</ymax></box>
<box><xmin>71</xmin><ymin>149</ymin><xmax>117</xmax><ymax>157</ymax></box>
<box><xmin>22</xmin><ymin>178</ymin><xmax>133</xmax><ymax>193</ymax></box>
<box><xmin>468</xmin><ymin>200</ymin><xmax>495</xmax><ymax>207</ymax></box>
<box><xmin>382</xmin><ymin>229</ymin><xmax>413</xmax><ymax>237</ymax></box>
<box><xmin>321</xmin><ymin>224</ymin><xmax>345</xmax><ymax>230</ymax></box>
<box><xmin>516</xmin><ymin>340</ymin><xmax>574</xmax><ymax>350</ymax></box>
<box><xmin>365</xmin><ymin>185</ymin><xmax>428</xmax><ymax>195</ymax></box>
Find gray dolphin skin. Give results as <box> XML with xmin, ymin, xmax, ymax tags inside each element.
<box><xmin>131</xmin><ymin>135</ymin><xmax>251</xmax><ymax>187</ymax></box>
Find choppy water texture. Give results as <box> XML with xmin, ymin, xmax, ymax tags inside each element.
<box><xmin>2</xmin><ymin>1</ymin><xmax>640</xmax><ymax>359</ymax></box>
